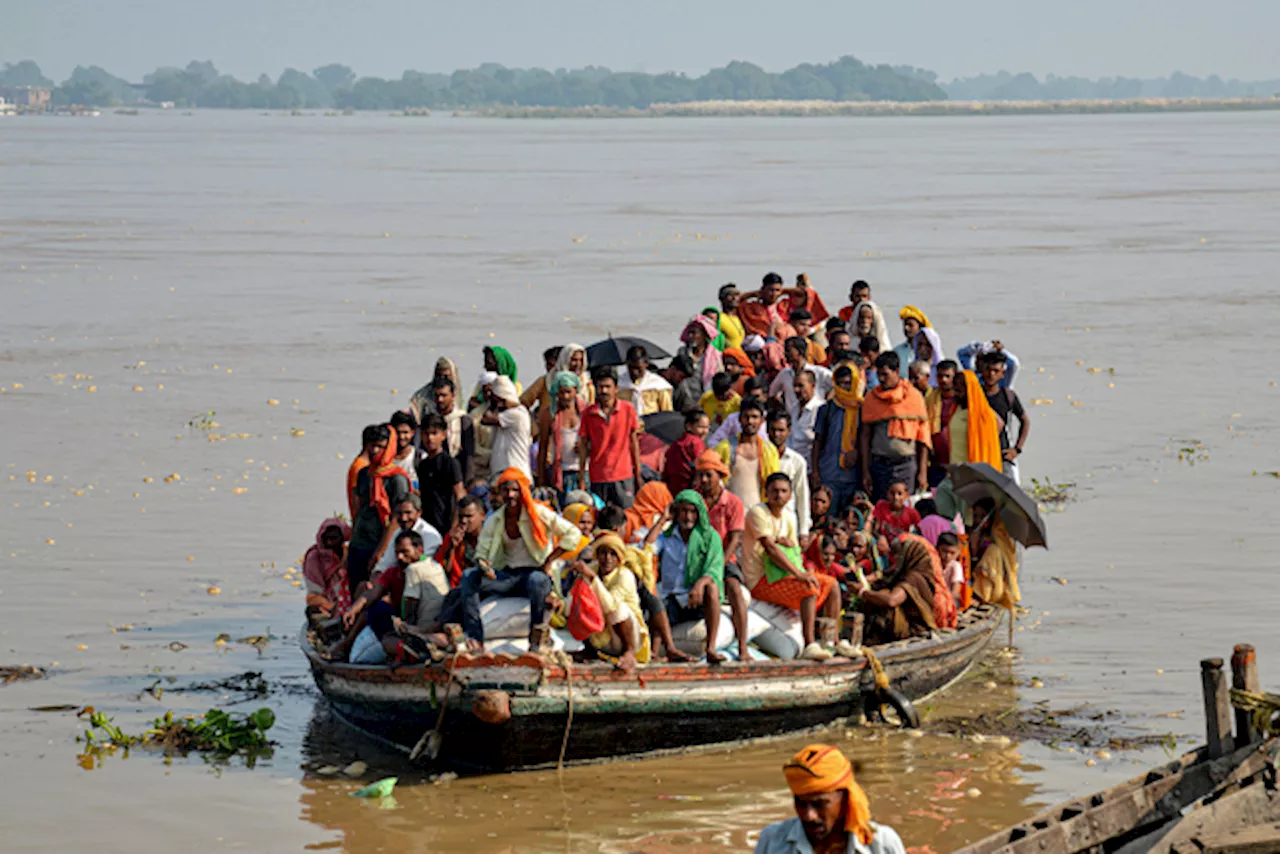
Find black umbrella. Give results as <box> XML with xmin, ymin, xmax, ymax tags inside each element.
<box><xmin>641</xmin><ymin>411</ymin><xmax>686</xmax><ymax>445</ymax></box>
<box><xmin>948</xmin><ymin>462</ymin><xmax>1049</xmax><ymax>549</ymax></box>
<box><xmin>585</xmin><ymin>336</ymin><xmax>672</xmax><ymax>369</ymax></box>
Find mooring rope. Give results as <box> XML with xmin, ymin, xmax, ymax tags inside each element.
<box><xmin>862</xmin><ymin>646</ymin><xmax>890</xmax><ymax>691</ymax></box>
<box><xmin>546</xmin><ymin>649</ymin><xmax>576</xmax><ymax>771</ymax></box>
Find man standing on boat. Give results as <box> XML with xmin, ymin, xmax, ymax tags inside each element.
<box><xmin>579</xmin><ymin>365</ymin><xmax>643</xmax><ymax>510</ymax></box>
<box><xmin>458</xmin><ymin>468</ymin><xmax>582</xmax><ymax>650</ymax></box>
<box><xmin>755</xmin><ymin>744</ymin><xmax>906</xmax><ymax>854</ymax></box>
<box><xmin>977</xmin><ymin>350</ymin><xmax>1030</xmax><ymax>485</ymax></box>
<box><xmin>858</xmin><ymin>352</ymin><xmax>931</xmax><ymax>501</ymax></box>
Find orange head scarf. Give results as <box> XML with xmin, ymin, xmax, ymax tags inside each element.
<box><xmin>962</xmin><ymin>370</ymin><xmax>1004</xmax><ymax>470</ymax></box>
<box><xmin>783</xmin><ymin>744</ymin><xmax>874</xmax><ymax>846</ymax></box>
<box><xmin>694</xmin><ymin>448</ymin><xmax>730</xmax><ymax>477</ymax></box>
<box><xmin>495</xmin><ymin>468</ymin><xmax>548</xmax><ymax>550</ymax></box>
<box><xmin>721</xmin><ymin>347</ymin><xmax>755</xmax><ymax>378</ymax></box>
<box><xmin>369</xmin><ymin>430</ymin><xmax>411</xmax><ymax>525</ymax></box>
<box><xmin>624</xmin><ymin>482</ymin><xmax>673</xmax><ymax>542</ymax></box>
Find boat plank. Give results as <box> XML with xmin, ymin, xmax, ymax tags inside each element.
<box><xmin>1185</xmin><ymin>822</ymin><xmax>1280</xmax><ymax>854</ymax></box>
<box><xmin>955</xmin><ymin>740</ymin><xmax>1277</xmax><ymax>854</ymax></box>
<box><xmin>1157</xmin><ymin>781</ymin><xmax>1280</xmax><ymax>853</ymax></box>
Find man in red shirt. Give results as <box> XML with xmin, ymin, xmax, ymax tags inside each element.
<box><xmin>579</xmin><ymin>365</ymin><xmax>643</xmax><ymax>510</ymax></box>
<box><xmin>694</xmin><ymin>449</ymin><xmax>750</xmax><ymax>661</ymax></box>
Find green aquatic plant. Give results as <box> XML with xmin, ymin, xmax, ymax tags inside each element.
<box><xmin>79</xmin><ymin>707</ymin><xmax>275</xmax><ymax>760</ymax></box>
<box><xmin>1028</xmin><ymin>478</ymin><xmax>1075</xmax><ymax>506</ymax></box>
<box><xmin>187</xmin><ymin>410</ymin><xmax>217</xmax><ymax>430</ymax></box>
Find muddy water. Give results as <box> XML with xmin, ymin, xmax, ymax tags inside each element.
<box><xmin>2</xmin><ymin>111</ymin><xmax>1278</xmax><ymax>852</ymax></box>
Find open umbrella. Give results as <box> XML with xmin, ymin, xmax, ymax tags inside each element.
<box><xmin>641</xmin><ymin>411</ymin><xmax>685</xmax><ymax>445</ymax></box>
<box><xmin>948</xmin><ymin>462</ymin><xmax>1048</xmax><ymax>549</ymax></box>
<box><xmin>585</xmin><ymin>336</ymin><xmax>672</xmax><ymax>369</ymax></box>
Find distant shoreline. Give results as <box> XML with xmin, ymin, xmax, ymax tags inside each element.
<box><xmin>470</xmin><ymin>96</ymin><xmax>1280</xmax><ymax>119</ymax></box>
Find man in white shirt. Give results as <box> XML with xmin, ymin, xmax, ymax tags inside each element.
<box><xmin>370</xmin><ymin>495</ymin><xmax>443</xmax><ymax>578</ymax></box>
<box><xmin>617</xmin><ymin>345</ymin><xmax>674</xmax><ymax>416</ymax></box>
<box><xmin>766</xmin><ymin>410</ymin><xmax>812</xmax><ymax>540</ymax></box>
<box><xmin>769</xmin><ymin>337</ymin><xmax>832</xmax><ymax>420</ymax></box>
<box><xmin>483</xmin><ymin>376</ymin><xmax>532</xmax><ymax>480</ymax></box>
<box><xmin>788</xmin><ymin>370</ymin><xmax>824</xmax><ymax>464</ymax></box>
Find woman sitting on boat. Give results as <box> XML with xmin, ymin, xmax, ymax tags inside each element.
<box><xmin>852</xmin><ymin>534</ymin><xmax>956</xmax><ymax>645</ymax></box>
<box><xmin>303</xmin><ymin>517</ymin><xmax>352</xmax><ymax>622</ymax></box>
<box><xmin>564</xmin><ymin>533</ymin><xmax>649</xmax><ymax>671</ymax></box>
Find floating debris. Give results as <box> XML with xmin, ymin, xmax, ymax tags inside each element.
<box><xmin>351</xmin><ymin>777</ymin><xmax>397</xmax><ymax>798</ymax></box>
<box><xmin>2</xmin><ymin>665</ymin><xmax>45</xmax><ymax>685</ymax></box>
<box><xmin>927</xmin><ymin>702</ymin><xmax>1181</xmax><ymax>752</ymax></box>
<box><xmin>1028</xmin><ymin>478</ymin><xmax>1075</xmax><ymax>506</ymax></box>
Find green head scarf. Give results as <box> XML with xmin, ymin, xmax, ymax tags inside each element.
<box><xmin>665</xmin><ymin>489</ymin><xmax>725</xmax><ymax>594</ymax></box>
<box><xmin>486</xmin><ymin>346</ymin><xmax>518</xmax><ymax>382</ymax></box>
<box><xmin>701</xmin><ymin>306</ymin><xmax>727</xmax><ymax>351</ymax></box>
<box><xmin>549</xmin><ymin>370</ymin><xmax>580</xmax><ymax>401</ymax></box>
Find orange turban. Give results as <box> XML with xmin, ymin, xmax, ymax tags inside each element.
<box><xmin>694</xmin><ymin>448</ymin><xmax>729</xmax><ymax>477</ymax></box>
<box><xmin>783</xmin><ymin>744</ymin><xmax>874</xmax><ymax>845</ymax></box>
<box><xmin>495</xmin><ymin>468</ymin><xmax>548</xmax><ymax>549</ymax></box>
<box><xmin>721</xmin><ymin>347</ymin><xmax>755</xmax><ymax>378</ymax></box>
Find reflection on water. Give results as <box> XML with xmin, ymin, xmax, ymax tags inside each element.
<box><xmin>295</xmin><ymin>656</ymin><xmax>1043</xmax><ymax>852</ymax></box>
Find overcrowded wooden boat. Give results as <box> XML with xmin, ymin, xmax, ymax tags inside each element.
<box><xmin>956</xmin><ymin>646</ymin><xmax>1280</xmax><ymax>854</ymax></box>
<box><xmin>304</xmin><ymin>603</ymin><xmax>1003</xmax><ymax>773</ymax></box>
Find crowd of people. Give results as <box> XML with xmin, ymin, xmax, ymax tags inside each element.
<box><xmin>303</xmin><ymin>273</ymin><xmax>1028</xmax><ymax>668</ymax></box>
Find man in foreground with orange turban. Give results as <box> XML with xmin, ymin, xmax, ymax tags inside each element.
<box><xmin>755</xmin><ymin>744</ymin><xmax>906</xmax><ymax>854</ymax></box>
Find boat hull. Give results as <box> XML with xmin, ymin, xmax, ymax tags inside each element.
<box><xmin>306</xmin><ymin>605</ymin><xmax>1001</xmax><ymax>772</ymax></box>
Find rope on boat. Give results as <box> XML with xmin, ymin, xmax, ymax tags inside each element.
<box><xmin>409</xmin><ymin>647</ymin><xmax>462</xmax><ymax>761</ymax></box>
<box><xmin>546</xmin><ymin>649</ymin><xmax>575</xmax><ymax>772</ymax></box>
<box><xmin>863</xmin><ymin>647</ymin><xmax>890</xmax><ymax>691</ymax></box>
<box><xmin>1230</xmin><ymin>688</ymin><xmax>1280</xmax><ymax>737</ymax></box>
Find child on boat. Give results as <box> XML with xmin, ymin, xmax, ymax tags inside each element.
<box><xmin>871</xmin><ymin>481</ymin><xmax>920</xmax><ymax>541</ymax></box>
<box><xmin>935</xmin><ymin>532</ymin><xmax>966</xmax><ymax>609</ymax></box>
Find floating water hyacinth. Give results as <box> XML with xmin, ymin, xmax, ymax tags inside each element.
<box><xmin>351</xmin><ymin>777</ymin><xmax>397</xmax><ymax>798</ymax></box>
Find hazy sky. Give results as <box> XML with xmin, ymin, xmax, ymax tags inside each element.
<box><xmin>6</xmin><ymin>0</ymin><xmax>1279</xmax><ymax>83</ymax></box>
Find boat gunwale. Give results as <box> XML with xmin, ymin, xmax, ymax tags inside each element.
<box><xmin>302</xmin><ymin>604</ymin><xmax>1002</xmax><ymax>693</ymax></box>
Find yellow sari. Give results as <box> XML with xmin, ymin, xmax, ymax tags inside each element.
<box><xmin>971</xmin><ymin>520</ymin><xmax>1019</xmax><ymax>610</ymax></box>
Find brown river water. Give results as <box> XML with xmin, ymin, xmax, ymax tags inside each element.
<box><xmin>2</xmin><ymin>111</ymin><xmax>1278</xmax><ymax>852</ymax></box>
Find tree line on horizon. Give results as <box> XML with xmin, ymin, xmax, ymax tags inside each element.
<box><xmin>2</xmin><ymin>58</ymin><xmax>1276</xmax><ymax>110</ymax></box>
